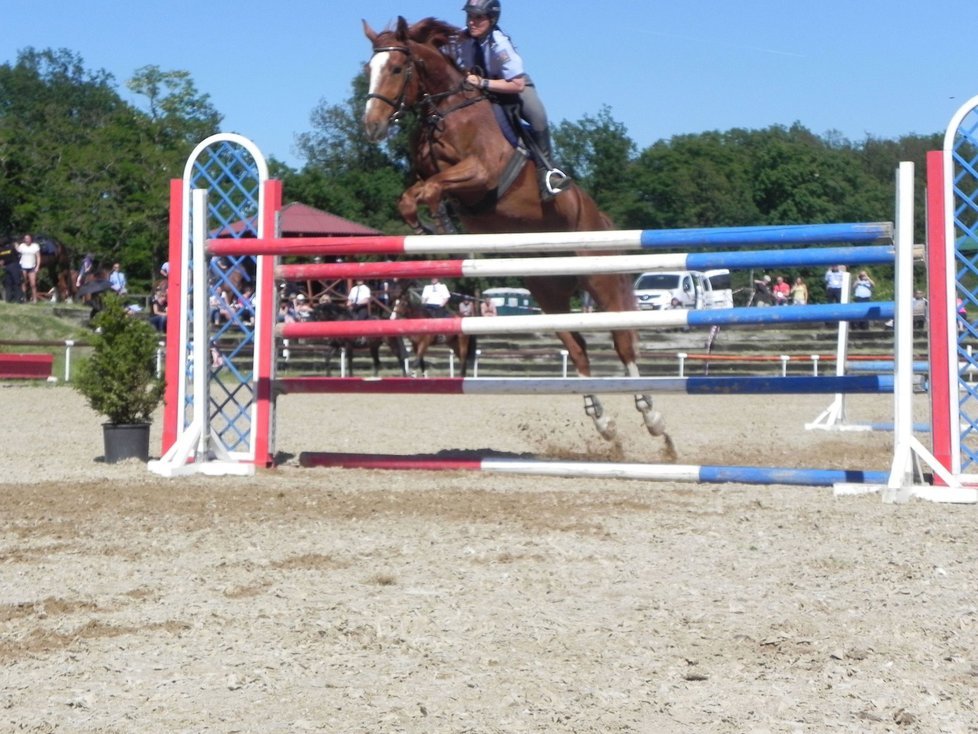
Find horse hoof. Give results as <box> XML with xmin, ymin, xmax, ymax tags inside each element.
<box><xmin>595</xmin><ymin>418</ymin><xmax>617</xmax><ymax>442</ymax></box>
<box><xmin>644</xmin><ymin>411</ymin><xmax>666</xmax><ymax>437</ymax></box>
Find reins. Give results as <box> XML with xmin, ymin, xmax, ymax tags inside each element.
<box><xmin>365</xmin><ymin>45</ymin><xmax>414</xmax><ymax>123</ymax></box>
<box><xmin>368</xmin><ymin>42</ymin><xmax>488</xmax><ymax>131</ymax></box>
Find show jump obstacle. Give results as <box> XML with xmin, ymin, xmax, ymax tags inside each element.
<box><xmin>147</xmin><ymin>113</ymin><xmax>978</xmax><ymax>502</ymax></box>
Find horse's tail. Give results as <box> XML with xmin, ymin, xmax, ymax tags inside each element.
<box><xmin>465</xmin><ymin>335</ymin><xmax>477</xmax><ymax>367</ymax></box>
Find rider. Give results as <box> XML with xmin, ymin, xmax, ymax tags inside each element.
<box><xmin>453</xmin><ymin>0</ymin><xmax>569</xmax><ymax>197</ymax></box>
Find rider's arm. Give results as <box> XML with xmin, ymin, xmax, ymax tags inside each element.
<box><xmin>468</xmin><ymin>74</ymin><xmax>526</xmax><ymax>94</ymax></box>
<box><xmin>465</xmin><ymin>30</ymin><xmax>528</xmax><ymax>94</ymax></box>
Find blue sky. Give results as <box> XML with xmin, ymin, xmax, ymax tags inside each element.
<box><xmin>4</xmin><ymin>1</ymin><xmax>976</xmax><ymax>168</ymax></box>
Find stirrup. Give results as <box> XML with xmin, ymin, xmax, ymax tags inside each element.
<box><xmin>545</xmin><ymin>168</ymin><xmax>569</xmax><ymax>194</ymax></box>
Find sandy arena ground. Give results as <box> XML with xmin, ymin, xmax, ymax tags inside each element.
<box><xmin>1</xmin><ymin>383</ymin><xmax>977</xmax><ymax>733</ymax></box>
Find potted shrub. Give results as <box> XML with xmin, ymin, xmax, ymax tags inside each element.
<box><xmin>74</xmin><ymin>294</ymin><xmax>165</xmax><ymax>463</ymax></box>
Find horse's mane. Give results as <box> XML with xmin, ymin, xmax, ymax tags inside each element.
<box><xmin>406</xmin><ymin>17</ymin><xmax>461</xmax><ymax>50</ymax></box>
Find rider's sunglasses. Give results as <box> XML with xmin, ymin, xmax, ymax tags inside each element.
<box><xmin>466</xmin><ymin>13</ymin><xmax>489</xmax><ymax>22</ymax></box>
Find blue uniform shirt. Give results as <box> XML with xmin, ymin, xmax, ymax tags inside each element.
<box><xmin>456</xmin><ymin>29</ymin><xmax>527</xmax><ymax>81</ymax></box>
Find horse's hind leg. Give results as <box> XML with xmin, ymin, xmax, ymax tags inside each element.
<box><xmin>555</xmin><ymin>329</ymin><xmax>616</xmax><ymax>441</ymax></box>
<box><xmin>625</xmin><ymin>362</ymin><xmax>665</xmax><ymax>436</ymax></box>
<box><xmin>605</xmin><ymin>326</ymin><xmax>666</xmax><ymax>437</ymax></box>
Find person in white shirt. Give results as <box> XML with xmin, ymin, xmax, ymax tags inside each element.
<box><xmin>16</xmin><ymin>234</ymin><xmax>41</xmax><ymax>303</ymax></box>
<box><xmin>108</xmin><ymin>262</ymin><xmax>128</xmax><ymax>294</ymax></box>
<box><xmin>346</xmin><ymin>279</ymin><xmax>371</xmax><ymax>319</ymax></box>
<box><xmin>421</xmin><ymin>278</ymin><xmax>452</xmax><ymax>316</ymax></box>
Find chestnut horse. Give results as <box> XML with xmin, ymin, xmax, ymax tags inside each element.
<box><xmin>362</xmin><ymin>16</ymin><xmax>667</xmax><ymax>445</ymax></box>
<box><xmin>390</xmin><ymin>285</ymin><xmax>476</xmax><ymax>378</ymax></box>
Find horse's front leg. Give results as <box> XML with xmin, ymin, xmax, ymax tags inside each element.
<box><xmin>398</xmin><ymin>180</ymin><xmax>429</xmax><ymax>235</ymax></box>
<box><xmin>399</xmin><ymin>158</ymin><xmax>493</xmax><ymax>235</ymax></box>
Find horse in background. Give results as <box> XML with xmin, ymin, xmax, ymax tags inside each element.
<box><xmin>310</xmin><ymin>300</ymin><xmax>408</xmax><ymax>377</ymax></box>
<box><xmin>390</xmin><ymin>284</ymin><xmax>476</xmax><ymax>378</ymax></box>
<box><xmin>362</xmin><ymin>17</ymin><xmax>667</xmax><ymax>447</ymax></box>
<box><xmin>34</xmin><ymin>235</ymin><xmax>77</xmax><ymax>303</ymax></box>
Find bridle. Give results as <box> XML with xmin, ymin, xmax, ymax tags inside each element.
<box><xmin>366</xmin><ymin>42</ymin><xmax>487</xmax><ymax>129</ymax></box>
<box><xmin>366</xmin><ymin>45</ymin><xmax>414</xmax><ymax>124</ymax></box>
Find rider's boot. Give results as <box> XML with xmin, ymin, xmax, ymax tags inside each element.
<box><xmin>529</xmin><ymin>128</ymin><xmax>569</xmax><ymax>201</ymax></box>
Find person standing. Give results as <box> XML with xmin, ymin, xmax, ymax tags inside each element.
<box><xmin>852</xmin><ymin>270</ymin><xmax>875</xmax><ymax>330</ymax></box>
<box><xmin>16</xmin><ymin>234</ymin><xmax>41</xmax><ymax>303</ymax></box>
<box><xmin>790</xmin><ymin>276</ymin><xmax>809</xmax><ymax>305</ymax></box>
<box><xmin>1</xmin><ymin>238</ymin><xmax>23</xmax><ymax>302</ymax></box>
<box><xmin>108</xmin><ymin>263</ymin><xmax>128</xmax><ymax>294</ymax></box>
<box><xmin>824</xmin><ymin>265</ymin><xmax>845</xmax><ymax>304</ymax></box>
<box><xmin>771</xmin><ymin>276</ymin><xmax>790</xmax><ymax>305</ymax></box>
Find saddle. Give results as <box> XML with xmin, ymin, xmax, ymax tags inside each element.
<box><xmin>37</xmin><ymin>237</ymin><xmax>59</xmax><ymax>258</ymax></box>
<box><xmin>491</xmin><ymin>102</ymin><xmax>568</xmax><ymax>201</ymax></box>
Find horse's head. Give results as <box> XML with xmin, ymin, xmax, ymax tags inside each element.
<box><xmin>389</xmin><ymin>282</ymin><xmax>420</xmax><ymax>319</ymax></box>
<box><xmin>362</xmin><ymin>16</ymin><xmax>463</xmax><ymax>142</ymax></box>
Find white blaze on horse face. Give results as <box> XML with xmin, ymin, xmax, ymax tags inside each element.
<box><xmin>364</xmin><ymin>51</ymin><xmax>393</xmax><ymax>139</ymax></box>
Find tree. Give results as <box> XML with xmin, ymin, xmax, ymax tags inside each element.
<box><xmin>0</xmin><ymin>49</ymin><xmax>221</xmax><ymax>288</ymax></box>
<box><xmin>553</xmin><ymin>105</ymin><xmax>635</xmax><ymax>218</ymax></box>
<box><xmin>288</xmin><ymin>73</ymin><xmax>411</xmax><ymax>233</ymax></box>
<box><xmin>127</xmin><ymin>65</ymin><xmax>222</xmax><ymax>147</ymax></box>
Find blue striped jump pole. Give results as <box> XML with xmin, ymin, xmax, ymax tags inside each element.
<box><xmin>277</xmin><ymin>375</ymin><xmax>894</xmax><ymax>396</ymax></box>
<box><xmin>211</xmin><ymin>221</ymin><xmax>894</xmax><ymax>257</ymax></box>
<box><xmin>297</xmin><ymin>452</ymin><xmax>889</xmax><ymax>487</ymax></box>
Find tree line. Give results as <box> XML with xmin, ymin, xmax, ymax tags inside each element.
<box><xmin>1</xmin><ymin>48</ymin><xmax>940</xmax><ymax>297</ymax></box>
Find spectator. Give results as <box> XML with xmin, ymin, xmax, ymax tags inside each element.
<box><xmin>421</xmin><ymin>277</ymin><xmax>452</xmax><ymax>316</ymax></box>
<box><xmin>346</xmin><ymin>279</ymin><xmax>371</xmax><ymax>319</ymax></box>
<box><xmin>752</xmin><ymin>274</ymin><xmax>773</xmax><ymax>306</ymax></box>
<box><xmin>16</xmin><ymin>234</ymin><xmax>41</xmax><ymax>303</ymax></box>
<box><xmin>911</xmin><ymin>289</ymin><xmax>927</xmax><ymax>329</ymax></box>
<box><xmin>149</xmin><ymin>291</ymin><xmax>168</xmax><ymax>333</ymax></box>
<box><xmin>458</xmin><ymin>296</ymin><xmax>475</xmax><ymax>316</ymax></box>
<box><xmin>294</xmin><ymin>293</ymin><xmax>313</xmax><ymax>320</ymax></box>
<box><xmin>376</xmin><ymin>279</ymin><xmax>393</xmax><ymax>309</ymax></box>
<box><xmin>852</xmin><ymin>270</ymin><xmax>875</xmax><ymax>330</ymax></box>
<box><xmin>1</xmin><ymin>238</ymin><xmax>23</xmax><ymax>302</ymax></box>
<box><xmin>210</xmin><ymin>287</ymin><xmax>233</xmax><ymax>325</ymax></box>
<box><xmin>481</xmin><ymin>296</ymin><xmax>498</xmax><ymax>317</ymax></box>
<box><xmin>235</xmin><ymin>286</ymin><xmax>255</xmax><ymax>326</ymax></box>
<box><xmin>824</xmin><ymin>265</ymin><xmax>845</xmax><ymax>304</ymax></box>
<box><xmin>278</xmin><ymin>299</ymin><xmax>296</xmax><ymax>324</ymax></box>
<box><xmin>108</xmin><ymin>262</ymin><xmax>128</xmax><ymax>295</ymax></box>
<box><xmin>75</xmin><ymin>252</ymin><xmax>96</xmax><ymax>289</ymax></box>
<box><xmin>790</xmin><ymin>276</ymin><xmax>809</xmax><ymax>305</ymax></box>
<box><xmin>772</xmin><ymin>275</ymin><xmax>790</xmax><ymax>305</ymax></box>
<box><xmin>957</xmin><ymin>297</ymin><xmax>967</xmax><ymax>334</ymax></box>
<box><xmin>581</xmin><ymin>290</ymin><xmax>594</xmax><ymax>313</ymax></box>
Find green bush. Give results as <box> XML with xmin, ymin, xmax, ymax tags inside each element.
<box><xmin>73</xmin><ymin>295</ymin><xmax>165</xmax><ymax>424</ymax></box>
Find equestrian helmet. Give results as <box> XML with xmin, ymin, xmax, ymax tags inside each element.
<box><xmin>462</xmin><ymin>0</ymin><xmax>501</xmax><ymax>22</ymax></box>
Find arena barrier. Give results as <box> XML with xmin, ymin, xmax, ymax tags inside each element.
<box><xmin>148</xmin><ymin>133</ymin><xmax>976</xmax><ymax>502</ymax></box>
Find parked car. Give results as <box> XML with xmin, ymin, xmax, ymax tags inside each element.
<box><xmin>482</xmin><ymin>287</ymin><xmax>540</xmax><ymax>316</ymax></box>
<box><xmin>633</xmin><ymin>269</ymin><xmax>733</xmax><ymax>310</ymax></box>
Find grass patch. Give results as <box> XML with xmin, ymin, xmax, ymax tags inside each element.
<box><xmin>0</xmin><ymin>301</ymin><xmax>94</xmax><ymax>382</ymax></box>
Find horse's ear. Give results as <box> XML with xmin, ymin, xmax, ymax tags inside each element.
<box><xmin>362</xmin><ymin>19</ymin><xmax>378</xmax><ymax>43</ymax></box>
<box><xmin>396</xmin><ymin>16</ymin><xmax>410</xmax><ymax>41</ymax></box>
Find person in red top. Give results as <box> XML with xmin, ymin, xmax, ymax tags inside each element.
<box><xmin>771</xmin><ymin>275</ymin><xmax>790</xmax><ymax>305</ymax></box>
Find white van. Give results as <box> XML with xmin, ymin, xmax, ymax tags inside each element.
<box><xmin>633</xmin><ymin>269</ymin><xmax>733</xmax><ymax>311</ymax></box>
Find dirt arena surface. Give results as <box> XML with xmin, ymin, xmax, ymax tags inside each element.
<box><xmin>2</xmin><ymin>383</ymin><xmax>977</xmax><ymax>733</ymax></box>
